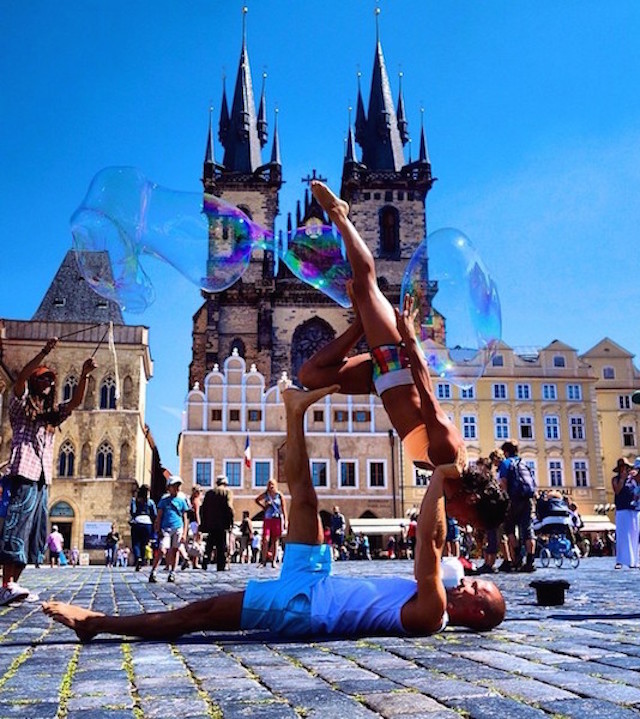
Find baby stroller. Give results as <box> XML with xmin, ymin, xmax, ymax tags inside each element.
<box><xmin>534</xmin><ymin>492</ymin><xmax>580</xmax><ymax>569</ymax></box>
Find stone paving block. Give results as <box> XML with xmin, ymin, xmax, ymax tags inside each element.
<box><xmin>0</xmin><ymin>701</ymin><xmax>60</xmax><ymax>718</ymax></box>
<box><xmin>201</xmin><ymin>678</ymin><xmax>275</xmax><ymax>702</ymax></box>
<box><xmin>333</xmin><ymin>678</ymin><xmax>400</xmax><ymax>694</ymax></box>
<box><xmin>71</xmin><ymin>678</ymin><xmax>131</xmax><ymax>696</ymax></box>
<box><xmin>362</xmin><ymin>690</ymin><xmax>445</xmax><ymax>715</ymax></box>
<box><xmin>137</xmin><ymin>696</ymin><xmax>209</xmax><ymax>718</ymax></box>
<box><xmin>67</xmin><ymin>712</ymin><xmax>135</xmax><ymax>719</ymax></box>
<box><xmin>277</xmin><ymin>688</ymin><xmax>379</xmax><ymax>718</ymax></box>
<box><xmin>477</xmin><ymin>676</ymin><xmax>578</xmax><ymax>702</ymax></box>
<box><xmin>402</xmin><ymin>674</ymin><xmax>496</xmax><ymax>700</ymax></box>
<box><xmin>214</xmin><ymin>699</ymin><xmax>299</xmax><ymax>718</ymax></box>
<box><xmin>543</xmin><ymin>698</ymin><xmax>640</xmax><ymax>718</ymax></box>
<box><xmin>67</xmin><ymin>694</ymin><xmax>134</xmax><ymax>711</ymax></box>
<box><xmin>447</xmin><ymin>695</ymin><xmax>551</xmax><ymax>717</ymax></box>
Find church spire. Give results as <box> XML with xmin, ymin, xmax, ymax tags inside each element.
<box><xmin>202</xmin><ymin>105</ymin><xmax>218</xmax><ymax>192</ymax></box>
<box><xmin>418</xmin><ymin>107</ymin><xmax>430</xmax><ymax>163</ymax></box>
<box><xmin>359</xmin><ymin>8</ymin><xmax>405</xmax><ymax>171</ymax></box>
<box><xmin>396</xmin><ymin>71</ymin><xmax>409</xmax><ymax>146</ymax></box>
<box><xmin>354</xmin><ymin>71</ymin><xmax>367</xmax><ymax>147</ymax></box>
<box><xmin>220</xmin><ymin>6</ymin><xmax>263</xmax><ymax>173</ymax></box>
<box><xmin>270</xmin><ymin>107</ymin><xmax>281</xmax><ymax>165</ymax></box>
<box><xmin>257</xmin><ymin>71</ymin><xmax>268</xmax><ymax>148</ymax></box>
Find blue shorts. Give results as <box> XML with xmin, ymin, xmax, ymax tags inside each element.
<box><xmin>0</xmin><ymin>475</ymin><xmax>48</xmax><ymax>566</ymax></box>
<box><xmin>241</xmin><ymin>543</ymin><xmax>332</xmax><ymax>636</ymax></box>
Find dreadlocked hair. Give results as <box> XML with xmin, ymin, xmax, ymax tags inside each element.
<box><xmin>460</xmin><ymin>463</ymin><xmax>509</xmax><ymax>530</ymax></box>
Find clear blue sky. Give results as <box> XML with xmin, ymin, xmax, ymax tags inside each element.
<box><xmin>2</xmin><ymin>1</ymin><xmax>639</xmax><ymax>468</ymax></box>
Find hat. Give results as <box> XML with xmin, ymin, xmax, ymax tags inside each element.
<box><xmin>31</xmin><ymin>366</ymin><xmax>55</xmax><ymax>380</ymax></box>
<box><xmin>167</xmin><ymin>475</ymin><xmax>183</xmax><ymax>487</ymax></box>
<box><xmin>216</xmin><ymin>475</ymin><xmax>229</xmax><ymax>486</ymax></box>
<box><xmin>52</xmin><ymin>524</ymin><xmax>58</xmax><ymax>531</ymax></box>
<box><xmin>613</xmin><ymin>458</ymin><xmax>632</xmax><ymax>473</ymax></box>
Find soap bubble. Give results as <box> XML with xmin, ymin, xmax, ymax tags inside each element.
<box><xmin>281</xmin><ymin>223</ymin><xmax>353</xmax><ymax>308</ymax></box>
<box><xmin>71</xmin><ymin>167</ymin><xmax>273</xmax><ymax>312</ymax></box>
<box><xmin>400</xmin><ymin>228</ymin><xmax>501</xmax><ymax>388</ymax></box>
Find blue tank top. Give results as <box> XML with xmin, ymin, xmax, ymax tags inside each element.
<box><xmin>310</xmin><ymin>575</ymin><xmax>419</xmax><ymax>635</ymax></box>
<box><xmin>264</xmin><ymin>492</ymin><xmax>283</xmax><ymax>519</ymax></box>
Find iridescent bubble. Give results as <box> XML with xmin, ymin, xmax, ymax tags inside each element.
<box><xmin>281</xmin><ymin>223</ymin><xmax>353</xmax><ymax>308</ymax></box>
<box><xmin>400</xmin><ymin>228</ymin><xmax>501</xmax><ymax>388</ymax></box>
<box><xmin>71</xmin><ymin>167</ymin><xmax>273</xmax><ymax>312</ymax></box>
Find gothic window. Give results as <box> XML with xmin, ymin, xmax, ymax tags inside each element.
<box><xmin>230</xmin><ymin>338</ymin><xmax>246</xmax><ymax>358</ymax></box>
<box><xmin>379</xmin><ymin>206</ymin><xmax>400</xmax><ymax>258</ymax></box>
<box><xmin>122</xmin><ymin>376</ymin><xmax>134</xmax><ymax>409</ymax></box>
<box><xmin>62</xmin><ymin>374</ymin><xmax>78</xmax><ymax>402</ymax></box>
<box><xmin>58</xmin><ymin>440</ymin><xmax>75</xmax><ymax>477</ymax></box>
<box><xmin>291</xmin><ymin>318</ymin><xmax>336</xmax><ymax>385</ymax></box>
<box><xmin>237</xmin><ymin>204</ymin><xmax>253</xmax><ymax>220</ymax></box>
<box><xmin>100</xmin><ymin>374</ymin><xmax>117</xmax><ymax>410</ymax></box>
<box><xmin>96</xmin><ymin>441</ymin><xmax>114</xmax><ymax>478</ymax></box>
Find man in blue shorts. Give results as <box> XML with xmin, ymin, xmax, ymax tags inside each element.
<box><xmin>43</xmin><ymin>384</ymin><xmax>505</xmax><ymax>642</ymax></box>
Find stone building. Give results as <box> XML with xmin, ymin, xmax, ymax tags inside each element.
<box><xmin>0</xmin><ymin>251</ymin><xmax>157</xmax><ymax>561</ymax></box>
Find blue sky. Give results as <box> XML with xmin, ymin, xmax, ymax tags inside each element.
<box><xmin>2</xmin><ymin>1</ymin><xmax>639</xmax><ymax>467</ymax></box>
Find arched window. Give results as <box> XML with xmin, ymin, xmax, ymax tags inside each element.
<box><xmin>379</xmin><ymin>206</ymin><xmax>400</xmax><ymax>258</ymax></box>
<box><xmin>237</xmin><ymin>204</ymin><xmax>253</xmax><ymax>220</ymax></box>
<box><xmin>291</xmin><ymin>318</ymin><xmax>336</xmax><ymax>385</ymax></box>
<box><xmin>50</xmin><ymin>501</ymin><xmax>74</xmax><ymax>518</ymax></box>
<box><xmin>100</xmin><ymin>375</ymin><xmax>117</xmax><ymax>410</ymax></box>
<box><xmin>62</xmin><ymin>374</ymin><xmax>78</xmax><ymax>402</ymax></box>
<box><xmin>122</xmin><ymin>376</ymin><xmax>134</xmax><ymax>410</ymax></box>
<box><xmin>230</xmin><ymin>338</ymin><xmax>246</xmax><ymax>358</ymax></box>
<box><xmin>96</xmin><ymin>441</ymin><xmax>114</xmax><ymax>477</ymax></box>
<box><xmin>58</xmin><ymin>440</ymin><xmax>75</xmax><ymax>477</ymax></box>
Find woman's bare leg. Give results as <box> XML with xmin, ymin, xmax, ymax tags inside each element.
<box><xmin>42</xmin><ymin>591</ymin><xmax>245</xmax><ymax>643</ymax></box>
<box><xmin>283</xmin><ymin>385</ymin><xmax>340</xmax><ymax>545</ymax></box>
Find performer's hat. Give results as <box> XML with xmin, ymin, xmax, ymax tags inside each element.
<box><xmin>167</xmin><ymin>475</ymin><xmax>183</xmax><ymax>487</ymax></box>
<box><xmin>216</xmin><ymin>475</ymin><xmax>229</xmax><ymax>486</ymax></box>
<box><xmin>613</xmin><ymin>457</ymin><xmax>632</xmax><ymax>473</ymax></box>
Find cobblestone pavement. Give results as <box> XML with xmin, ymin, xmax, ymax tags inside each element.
<box><xmin>1</xmin><ymin>557</ymin><xmax>640</xmax><ymax>718</ymax></box>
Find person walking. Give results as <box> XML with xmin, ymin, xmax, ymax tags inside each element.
<box><xmin>46</xmin><ymin>525</ymin><xmax>64</xmax><ymax>568</ymax></box>
<box><xmin>612</xmin><ymin>457</ymin><xmax>639</xmax><ymax>569</ymax></box>
<box><xmin>149</xmin><ymin>476</ymin><xmax>189</xmax><ymax>583</ymax></box>
<box><xmin>200</xmin><ymin>475</ymin><xmax>235</xmax><ymax>571</ymax></box>
<box><xmin>129</xmin><ymin>485</ymin><xmax>157</xmax><ymax>571</ymax></box>
<box><xmin>255</xmin><ymin>479</ymin><xmax>287</xmax><ymax>568</ymax></box>
<box><xmin>0</xmin><ymin>337</ymin><xmax>95</xmax><ymax>606</ymax></box>
<box><xmin>104</xmin><ymin>525</ymin><xmax>120</xmax><ymax>567</ymax></box>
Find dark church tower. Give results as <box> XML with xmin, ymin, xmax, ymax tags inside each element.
<box><xmin>190</xmin><ymin>8</ymin><xmax>282</xmax><ymax>388</ymax></box>
<box><xmin>341</xmin><ymin>9</ymin><xmax>435</xmax><ymax>304</ymax></box>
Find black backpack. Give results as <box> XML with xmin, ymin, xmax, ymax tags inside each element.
<box><xmin>507</xmin><ymin>458</ymin><xmax>536</xmax><ymax>499</ymax></box>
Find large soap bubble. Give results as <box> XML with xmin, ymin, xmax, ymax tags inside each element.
<box><xmin>281</xmin><ymin>222</ymin><xmax>353</xmax><ymax>308</ymax></box>
<box><xmin>400</xmin><ymin>228</ymin><xmax>501</xmax><ymax>388</ymax></box>
<box><xmin>71</xmin><ymin>167</ymin><xmax>272</xmax><ymax>312</ymax></box>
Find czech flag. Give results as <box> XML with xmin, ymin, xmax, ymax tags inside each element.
<box><xmin>244</xmin><ymin>435</ymin><xmax>252</xmax><ymax>469</ymax></box>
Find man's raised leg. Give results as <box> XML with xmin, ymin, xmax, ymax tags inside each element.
<box><xmin>282</xmin><ymin>385</ymin><xmax>340</xmax><ymax>545</ymax></box>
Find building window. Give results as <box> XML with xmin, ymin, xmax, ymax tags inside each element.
<box><xmin>229</xmin><ymin>409</ymin><xmax>240</xmax><ymax>422</ymax></box>
<box><xmin>311</xmin><ymin>460</ymin><xmax>328</xmax><ymax>488</ymax></box>
<box><xmin>494</xmin><ymin>415</ymin><xmax>510</xmax><ymax>440</ymax></box>
<box><xmin>340</xmin><ymin>461</ymin><xmax>356</xmax><ymax>488</ymax></box>
<box><xmin>492</xmin><ymin>383</ymin><xmax>507</xmax><ymax>400</ymax></box>
<box><xmin>603</xmin><ymin>366</ymin><xmax>615</xmax><ymax>380</ymax></box>
<box><xmin>62</xmin><ymin>375</ymin><xmax>78</xmax><ymax>402</ymax></box>
<box><xmin>195</xmin><ymin>461</ymin><xmax>213</xmax><ymax>487</ymax></box>
<box><xmin>542</xmin><ymin>384</ymin><xmax>557</xmax><ymax>401</ymax></box>
<box><xmin>545</xmin><ymin>416</ymin><xmax>560</xmax><ymax>440</ymax></box>
<box><xmin>415</xmin><ymin>468</ymin><xmax>430</xmax><ymax>487</ymax></box>
<box><xmin>622</xmin><ymin>425</ymin><xmax>636</xmax><ymax>448</ymax></box>
<box><xmin>570</xmin><ymin>416</ymin><xmax>585</xmax><ymax>441</ymax></box>
<box><xmin>368</xmin><ymin>461</ymin><xmax>385</xmax><ymax>488</ymax></box>
<box><xmin>255</xmin><ymin>460</ymin><xmax>271</xmax><ymax>487</ymax></box>
<box><xmin>436</xmin><ymin>383</ymin><xmax>451</xmax><ymax>400</ymax></box>
<box><xmin>58</xmin><ymin>440</ymin><xmax>75</xmax><ymax>478</ymax></box>
<box><xmin>516</xmin><ymin>383</ymin><xmax>531</xmax><ymax>401</ymax></box>
<box><xmin>619</xmin><ymin>395</ymin><xmax>631</xmax><ymax>410</ymax></box>
<box><xmin>248</xmin><ymin>409</ymin><xmax>262</xmax><ymax>422</ymax></box>
<box><xmin>462</xmin><ymin>415</ymin><xmax>477</xmax><ymax>441</ymax></box>
<box><xmin>573</xmin><ymin>460</ymin><xmax>588</xmax><ymax>488</ymax></box>
<box><xmin>519</xmin><ymin>416</ymin><xmax>534</xmax><ymax>440</ymax></box>
<box><xmin>334</xmin><ymin>410</ymin><xmax>348</xmax><ymax>422</ymax></box>
<box><xmin>492</xmin><ymin>354</ymin><xmax>504</xmax><ymax>367</ymax></box>
<box><xmin>353</xmin><ymin>410</ymin><xmax>371</xmax><ymax>422</ymax></box>
<box><xmin>460</xmin><ymin>385</ymin><xmax>475</xmax><ymax>400</ymax></box>
<box><xmin>549</xmin><ymin>460</ymin><xmax>563</xmax><ymax>487</ymax></box>
<box><xmin>96</xmin><ymin>442</ymin><xmax>113</xmax><ymax>477</ymax></box>
<box><xmin>313</xmin><ymin>410</ymin><xmax>324</xmax><ymax>422</ymax></box>
<box><xmin>553</xmin><ymin>356</ymin><xmax>566</xmax><ymax>368</ymax></box>
<box><xmin>225</xmin><ymin>460</ymin><xmax>241</xmax><ymax>487</ymax></box>
<box><xmin>211</xmin><ymin>409</ymin><xmax>222</xmax><ymax>422</ymax></box>
<box><xmin>379</xmin><ymin>206</ymin><xmax>400</xmax><ymax>258</ymax></box>
<box><xmin>567</xmin><ymin>384</ymin><xmax>582</xmax><ymax>401</ymax></box>
<box><xmin>99</xmin><ymin>375</ymin><xmax>117</xmax><ymax>410</ymax></box>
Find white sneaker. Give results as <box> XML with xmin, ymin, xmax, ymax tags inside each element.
<box><xmin>0</xmin><ymin>583</ymin><xmax>29</xmax><ymax>606</ymax></box>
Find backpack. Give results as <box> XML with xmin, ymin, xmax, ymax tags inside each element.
<box><xmin>507</xmin><ymin>458</ymin><xmax>536</xmax><ymax>499</ymax></box>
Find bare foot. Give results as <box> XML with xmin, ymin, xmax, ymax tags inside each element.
<box><xmin>42</xmin><ymin>601</ymin><xmax>103</xmax><ymax>643</ymax></box>
<box><xmin>310</xmin><ymin>181</ymin><xmax>349</xmax><ymax>222</ymax></box>
<box><xmin>283</xmin><ymin>385</ymin><xmax>340</xmax><ymax>416</ymax></box>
